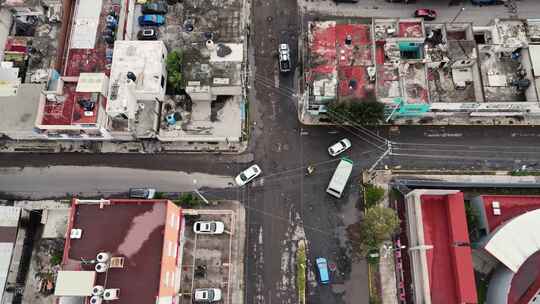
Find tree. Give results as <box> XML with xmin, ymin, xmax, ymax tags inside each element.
<box><xmin>328</xmin><ymin>98</ymin><xmax>385</xmax><ymax>125</ymax></box>
<box><xmin>166</xmin><ymin>50</ymin><xmax>184</xmax><ymax>94</ymax></box>
<box><xmin>358</xmin><ymin>206</ymin><xmax>400</xmax><ymax>254</ymax></box>
<box><xmin>364</xmin><ymin>184</ymin><xmax>385</xmax><ymax>208</ymax></box>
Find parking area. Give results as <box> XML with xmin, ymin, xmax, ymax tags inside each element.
<box><xmin>179</xmin><ymin>202</ymin><xmax>244</xmax><ymax>304</ymax></box>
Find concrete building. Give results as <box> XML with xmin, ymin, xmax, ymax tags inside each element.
<box><xmin>303</xmin><ymin>17</ymin><xmax>540</xmax><ymax>124</ymax></box>
<box><xmin>106</xmin><ymin>40</ymin><xmax>167</xmax><ymax>139</ymax></box>
<box><xmin>55</xmin><ymin>198</ymin><xmax>185</xmax><ymax>304</ymax></box>
<box><xmin>0</xmin><ymin>206</ymin><xmax>21</xmax><ymax>304</ymax></box>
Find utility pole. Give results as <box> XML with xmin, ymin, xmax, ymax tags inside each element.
<box><xmin>368</xmin><ymin>141</ymin><xmax>393</xmax><ymax>173</ymax></box>
<box><xmin>193</xmin><ymin>189</ymin><xmax>210</xmax><ymax>205</ymax></box>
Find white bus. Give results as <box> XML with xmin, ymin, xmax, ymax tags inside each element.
<box><xmin>326</xmin><ymin>157</ymin><xmax>353</xmax><ymax>198</ymax></box>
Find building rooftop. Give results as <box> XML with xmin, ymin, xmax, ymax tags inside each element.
<box><xmin>39</xmin><ymin>81</ymin><xmax>105</xmax><ymax>126</ymax></box>
<box><xmin>62</xmin><ymin>199</ymin><xmax>175</xmax><ymax>304</ymax></box>
<box><xmin>479</xmin><ymin>195</ymin><xmax>540</xmax><ymax>232</ymax></box>
<box><xmin>0</xmin><ymin>83</ymin><xmax>42</xmax><ymax>138</ymax></box>
<box><xmin>404</xmin><ymin>190</ymin><xmax>477</xmax><ymax>304</ymax></box>
<box><xmin>0</xmin><ymin>206</ymin><xmax>21</xmax><ymax>302</ymax></box>
<box><xmin>107</xmin><ymin>40</ymin><xmax>167</xmax><ymax>118</ymax></box>
<box><xmin>419</xmin><ymin>192</ymin><xmax>477</xmax><ymax>304</ymax></box>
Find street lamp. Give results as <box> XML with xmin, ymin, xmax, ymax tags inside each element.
<box><xmin>451</xmin><ymin>7</ymin><xmax>466</xmax><ymax>24</ymax></box>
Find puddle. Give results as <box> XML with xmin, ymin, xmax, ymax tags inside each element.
<box><xmin>0</xmin><ymin>166</ymin><xmax>234</xmax><ymax>199</ymax></box>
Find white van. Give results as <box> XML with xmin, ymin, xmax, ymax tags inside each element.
<box><xmin>326</xmin><ymin>158</ymin><xmax>353</xmax><ymax>198</ymax></box>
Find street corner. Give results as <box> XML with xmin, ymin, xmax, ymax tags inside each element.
<box><xmin>179</xmin><ymin>201</ymin><xmax>245</xmax><ymax>304</ymax></box>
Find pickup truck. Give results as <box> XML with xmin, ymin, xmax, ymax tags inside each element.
<box><xmin>279</xmin><ymin>44</ymin><xmax>291</xmax><ymax>73</ymax></box>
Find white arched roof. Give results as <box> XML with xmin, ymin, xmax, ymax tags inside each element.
<box><xmin>484</xmin><ymin>209</ymin><xmax>540</xmax><ymax>272</ymax></box>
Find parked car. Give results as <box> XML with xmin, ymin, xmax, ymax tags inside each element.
<box><xmin>141</xmin><ymin>2</ymin><xmax>168</xmax><ymax>14</ymax></box>
<box><xmin>414</xmin><ymin>9</ymin><xmax>437</xmax><ymax>21</ymax></box>
<box><xmin>235</xmin><ymin>164</ymin><xmax>262</xmax><ymax>186</ymax></box>
<box><xmin>193</xmin><ymin>221</ymin><xmax>225</xmax><ymax>234</ymax></box>
<box><xmin>138</xmin><ymin>14</ymin><xmax>165</xmax><ymax>26</ymax></box>
<box><xmin>471</xmin><ymin>0</ymin><xmax>503</xmax><ymax>5</ymax></box>
<box><xmin>328</xmin><ymin>138</ymin><xmax>352</xmax><ymax>157</ymax></box>
<box><xmin>129</xmin><ymin>188</ymin><xmax>156</xmax><ymax>199</ymax></box>
<box><xmin>316</xmin><ymin>257</ymin><xmax>330</xmax><ymax>284</ymax></box>
<box><xmin>137</xmin><ymin>27</ymin><xmax>158</xmax><ymax>40</ymax></box>
<box><xmin>278</xmin><ymin>43</ymin><xmax>291</xmax><ymax>73</ymax></box>
<box><xmin>193</xmin><ymin>288</ymin><xmax>222</xmax><ymax>302</ymax></box>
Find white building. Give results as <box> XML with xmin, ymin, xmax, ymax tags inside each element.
<box><xmin>107</xmin><ymin>41</ymin><xmax>167</xmax><ymax>139</ymax></box>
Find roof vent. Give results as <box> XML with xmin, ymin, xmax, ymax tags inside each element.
<box><xmin>126</xmin><ymin>72</ymin><xmax>136</xmax><ymax>82</ymax></box>
<box><xmin>90</xmin><ymin>296</ymin><xmax>102</xmax><ymax>304</ymax></box>
<box><xmin>92</xmin><ymin>286</ymin><xmax>104</xmax><ymax>296</ymax></box>
<box><xmin>103</xmin><ymin>288</ymin><xmax>120</xmax><ymax>300</ymax></box>
<box><xmin>96</xmin><ymin>252</ymin><xmax>110</xmax><ymax>263</ymax></box>
<box><xmin>95</xmin><ymin>262</ymin><xmax>108</xmax><ymax>273</ymax></box>
<box><xmin>345</xmin><ymin>34</ymin><xmax>352</xmax><ymax>45</ymax></box>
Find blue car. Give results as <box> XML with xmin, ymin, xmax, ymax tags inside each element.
<box><xmin>316</xmin><ymin>257</ymin><xmax>330</xmax><ymax>284</ymax></box>
<box><xmin>138</xmin><ymin>14</ymin><xmax>165</xmax><ymax>26</ymax></box>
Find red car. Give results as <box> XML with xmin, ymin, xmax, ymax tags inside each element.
<box><xmin>414</xmin><ymin>9</ymin><xmax>437</xmax><ymax>21</ymax></box>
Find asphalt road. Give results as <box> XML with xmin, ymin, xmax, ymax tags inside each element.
<box><xmin>4</xmin><ymin>1</ymin><xmax>540</xmax><ymax>304</ymax></box>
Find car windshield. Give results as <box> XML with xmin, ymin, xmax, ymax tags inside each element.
<box><xmin>210</xmin><ymin>222</ymin><xmax>216</xmax><ymax>231</ymax></box>
<box><xmin>239</xmin><ymin>173</ymin><xmax>248</xmax><ymax>181</ymax></box>
<box><xmin>207</xmin><ymin>290</ymin><xmax>214</xmax><ymax>299</ymax></box>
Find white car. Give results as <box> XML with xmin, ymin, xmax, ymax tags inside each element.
<box><xmin>193</xmin><ymin>221</ymin><xmax>225</xmax><ymax>234</ymax></box>
<box><xmin>235</xmin><ymin>164</ymin><xmax>262</xmax><ymax>186</ymax></box>
<box><xmin>194</xmin><ymin>288</ymin><xmax>222</xmax><ymax>302</ymax></box>
<box><xmin>328</xmin><ymin>138</ymin><xmax>352</xmax><ymax>157</ymax></box>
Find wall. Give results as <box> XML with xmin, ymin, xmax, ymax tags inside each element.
<box><xmin>158</xmin><ymin>201</ymin><xmax>181</xmax><ymax>297</ymax></box>
<box><xmin>0</xmin><ymin>9</ymin><xmax>12</xmax><ymax>61</ymax></box>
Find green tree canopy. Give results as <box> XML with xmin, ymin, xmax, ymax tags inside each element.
<box><xmin>359</xmin><ymin>206</ymin><xmax>400</xmax><ymax>254</ymax></box>
<box><xmin>328</xmin><ymin>98</ymin><xmax>385</xmax><ymax>125</ymax></box>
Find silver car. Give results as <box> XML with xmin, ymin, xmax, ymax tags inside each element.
<box><xmin>193</xmin><ymin>221</ymin><xmax>225</xmax><ymax>234</ymax></box>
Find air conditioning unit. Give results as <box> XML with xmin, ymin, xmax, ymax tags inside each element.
<box><xmin>96</xmin><ymin>252</ymin><xmax>110</xmax><ymax>263</ymax></box>
<box><xmin>92</xmin><ymin>286</ymin><xmax>104</xmax><ymax>296</ymax></box>
<box><xmin>103</xmin><ymin>288</ymin><xmax>120</xmax><ymax>300</ymax></box>
<box><xmin>95</xmin><ymin>262</ymin><xmax>108</xmax><ymax>273</ymax></box>
<box><xmin>89</xmin><ymin>296</ymin><xmax>102</xmax><ymax>304</ymax></box>
<box><xmin>70</xmin><ymin>228</ymin><xmax>83</xmax><ymax>239</ymax></box>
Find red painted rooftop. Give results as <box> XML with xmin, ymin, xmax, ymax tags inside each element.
<box><xmin>510</xmin><ymin>250</ymin><xmax>540</xmax><ymax>304</ymax></box>
<box><xmin>398</xmin><ymin>21</ymin><xmax>423</xmax><ymax>38</ymax></box>
<box><xmin>420</xmin><ymin>193</ymin><xmax>477</xmax><ymax>304</ymax></box>
<box><xmin>40</xmin><ymin>82</ymin><xmax>105</xmax><ymax>126</ymax></box>
<box><xmin>309</xmin><ymin>22</ymin><xmax>374</xmax><ymax>100</ymax></box>
<box><xmin>481</xmin><ymin>195</ymin><xmax>540</xmax><ymax>232</ymax></box>
<box><xmin>63</xmin><ymin>199</ymin><xmax>172</xmax><ymax>304</ymax></box>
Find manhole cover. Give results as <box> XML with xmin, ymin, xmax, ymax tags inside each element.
<box><xmin>267</xmin><ymin>16</ymin><xmax>273</xmax><ymax>22</ymax></box>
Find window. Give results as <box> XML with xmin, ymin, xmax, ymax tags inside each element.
<box><xmin>168</xmin><ymin>241</ymin><xmax>173</xmax><ymax>256</ymax></box>
<box><xmin>161</xmin><ymin>76</ymin><xmax>165</xmax><ymax>88</ymax></box>
<box><xmin>164</xmin><ymin>271</ymin><xmax>170</xmax><ymax>287</ymax></box>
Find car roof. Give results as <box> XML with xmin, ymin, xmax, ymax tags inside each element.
<box><xmin>316</xmin><ymin>258</ymin><xmax>329</xmax><ymax>281</ymax></box>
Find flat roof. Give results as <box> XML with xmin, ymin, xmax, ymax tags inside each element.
<box><xmin>0</xmin><ymin>84</ymin><xmax>41</xmax><ymax>135</ymax></box>
<box><xmin>54</xmin><ymin>271</ymin><xmax>96</xmax><ymax>296</ymax></box>
<box><xmin>107</xmin><ymin>41</ymin><xmax>166</xmax><ymax>116</ymax></box>
<box><xmin>69</xmin><ymin>0</ymin><xmax>103</xmax><ymax>49</ymax></box>
<box><xmin>63</xmin><ymin>200</ymin><xmax>170</xmax><ymax>304</ymax></box>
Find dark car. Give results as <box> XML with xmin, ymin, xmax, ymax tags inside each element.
<box><xmin>414</xmin><ymin>9</ymin><xmax>437</xmax><ymax>21</ymax></box>
<box><xmin>129</xmin><ymin>188</ymin><xmax>156</xmax><ymax>199</ymax></box>
<box><xmin>137</xmin><ymin>27</ymin><xmax>158</xmax><ymax>40</ymax></box>
<box><xmin>141</xmin><ymin>2</ymin><xmax>168</xmax><ymax>14</ymax></box>
<box><xmin>138</xmin><ymin>14</ymin><xmax>165</xmax><ymax>26</ymax></box>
